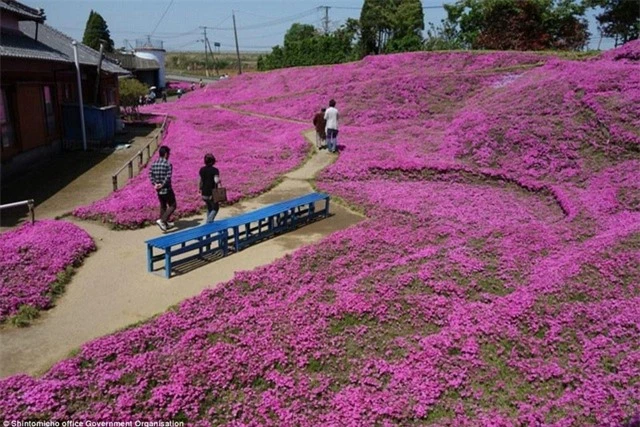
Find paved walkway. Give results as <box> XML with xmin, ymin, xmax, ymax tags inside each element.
<box><xmin>0</xmin><ymin>125</ymin><xmax>364</xmax><ymax>378</ymax></box>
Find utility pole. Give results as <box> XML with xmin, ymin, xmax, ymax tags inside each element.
<box><xmin>206</xmin><ymin>38</ymin><xmax>217</xmax><ymax>75</ymax></box>
<box><xmin>321</xmin><ymin>6</ymin><xmax>330</xmax><ymax>34</ymax></box>
<box><xmin>232</xmin><ymin>11</ymin><xmax>242</xmax><ymax>75</ymax></box>
<box><xmin>200</xmin><ymin>26</ymin><xmax>210</xmax><ymax>77</ymax></box>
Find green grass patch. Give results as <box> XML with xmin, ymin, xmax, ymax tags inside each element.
<box><xmin>9</xmin><ymin>305</ymin><xmax>40</xmax><ymax>327</ymax></box>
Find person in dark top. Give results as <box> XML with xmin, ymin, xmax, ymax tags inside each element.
<box><xmin>199</xmin><ymin>153</ymin><xmax>221</xmax><ymax>223</ymax></box>
<box><xmin>149</xmin><ymin>146</ymin><xmax>176</xmax><ymax>231</ymax></box>
<box><xmin>313</xmin><ymin>108</ymin><xmax>327</xmax><ymax>150</ymax></box>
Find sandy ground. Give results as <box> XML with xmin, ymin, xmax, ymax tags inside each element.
<box><xmin>0</xmin><ymin>128</ymin><xmax>364</xmax><ymax>378</ymax></box>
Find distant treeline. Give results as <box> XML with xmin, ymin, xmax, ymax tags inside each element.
<box><xmin>258</xmin><ymin>0</ymin><xmax>639</xmax><ymax>71</ymax></box>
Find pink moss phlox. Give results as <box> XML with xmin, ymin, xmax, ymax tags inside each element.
<box><xmin>0</xmin><ymin>220</ymin><xmax>95</xmax><ymax>321</ymax></box>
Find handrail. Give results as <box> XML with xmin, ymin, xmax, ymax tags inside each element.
<box><xmin>112</xmin><ymin>114</ymin><xmax>169</xmax><ymax>191</ymax></box>
<box><xmin>0</xmin><ymin>199</ymin><xmax>35</xmax><ymax>224</ymax></box>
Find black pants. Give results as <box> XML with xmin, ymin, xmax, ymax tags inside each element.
<box><xmin>158</xmin><ymin>189</ymin><xmax>177</xmax><ymax>223</ymax></box>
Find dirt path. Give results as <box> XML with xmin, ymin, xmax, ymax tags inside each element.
<box><xmin>0</xmin><ymin>128</ymin><xmax>364</xmax><ymax>378</ymax></box>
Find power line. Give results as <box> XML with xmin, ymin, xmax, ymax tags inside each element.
<box><xmin>150</xmin><ymin>0</ymin><xmax>175</xmax><ymax>36</ymax></box>
<box><xmin>204</xmin><ymin>8</ymin><xmax>319</xmax><ymax>31</ymax></box>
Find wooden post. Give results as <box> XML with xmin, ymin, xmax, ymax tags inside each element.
<box><xmin>128</xmin><ymin>162</ymin><xmax>133</xmax><ymax>179</ymax></box>
<box><xmin>112</xmin><ymin>176</ymin><xmax>118</xmax><ymax>192</ymax></box>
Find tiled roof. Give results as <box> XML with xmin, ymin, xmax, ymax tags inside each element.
<box><xmin>0</xmin><ymin>0</ymin><xmax>44</xmax><ymax>22</ymax></box>
<box><xmin>0</xmin><ymin>29</ymin><xmax>68</xmax><ymax>62</ymax></box>
<box><xmin>0</xmin><ymin>21</ymin><xmax>129</xmax><ymax>75</ymax></box>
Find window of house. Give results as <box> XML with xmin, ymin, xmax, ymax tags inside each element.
<box><xmin>0</xmin><ymin>88</ymin><xmax>16</xmax><ymax>149</ymax></box>
<box><xmin>43</xmin><ymin>86</ymin><xmax>56</xmax><ymax>135</ymax></box>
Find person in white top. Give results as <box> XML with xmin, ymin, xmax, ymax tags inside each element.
<box><xmin>324</xmin><ymin>99</ymin><xmax>339</xmax><ymax>153</ymax></box>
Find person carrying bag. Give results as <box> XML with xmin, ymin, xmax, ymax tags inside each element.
<box><xmin>199</xmin><ymin>153</ymin><xmax>225</xmax><ymax>223</ymax></box>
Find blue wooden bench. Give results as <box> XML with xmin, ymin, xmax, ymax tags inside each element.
<box><xmin>145</xmin><ymin>192</ymin><xmax>330</xmax><ymax>278</ymax></box>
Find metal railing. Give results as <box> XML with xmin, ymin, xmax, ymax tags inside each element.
<box><xmin>112</xmin><ymin>114</ymin><xmax>169</xmax><ymax>192</ymax></box>
<box><xmin>1</xmin><ymin>199</ymin><xmax>35</xmax><ymax>224</ymax></box>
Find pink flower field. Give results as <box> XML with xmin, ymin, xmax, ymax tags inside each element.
<box><xmin>73</xmin><ymin>108</ymin><xmax>309</xmax><ymax>227</ymax></box>
<box><xmin>0</xmin><ymin>220</ymin><xmax>95</xmax><ymax>323</ymax></box>
<box><xmin>2</xmin><ymin>42</ymin><xmax>639</xmax><ymax>425</ymax></box>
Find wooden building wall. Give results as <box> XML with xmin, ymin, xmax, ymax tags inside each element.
<box><xmin>1</xmin><ymin>57</ymin><xmax>120</xmax><ymax>163</ymax></box>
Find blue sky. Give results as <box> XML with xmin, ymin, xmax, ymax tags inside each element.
<box><xmin>33</xmin><ymin>0</ymin><xmax>617</xmax><ymax>52</ymax></box>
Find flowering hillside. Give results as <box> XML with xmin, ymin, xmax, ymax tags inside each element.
<box><xmin>74</xmin><ymin>109</ymin><xmax>309</xmax><ymax>227</ymax></box>
<box><xmin>0</xmin><ymin>220</ymin><xmax>95</xmax><ymax>324</ymax></box>
<box><xmin>3</xmin><ymin>43</ymin><xmax>639</xmax><ymax>425</ymax></box>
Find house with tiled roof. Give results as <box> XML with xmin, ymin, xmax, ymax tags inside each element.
<box><xmin>0</xmin><ymin>0</ymin><xmax>129</xmax><ymax>177</ymax></box>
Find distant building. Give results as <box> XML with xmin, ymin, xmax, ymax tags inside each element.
<box><xmin>0</xmin><ymin>0</ymin><xmax>129</xmax><ymax>178</ymax></box>
<box><xmin>134</xmin><ymin>37</ymin><xmax>166</xmax><ymax>89</ymax></box>
<box><xmin>107</xmin><ymin>51</ymin><xmax>160</xmax><ymax>88</ymax></box>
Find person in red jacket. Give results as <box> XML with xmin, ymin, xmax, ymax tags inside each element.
<box><xmin>313</xmin><ymin>108</ymin><xmax>327</xmax><ymax>150</ymax></box>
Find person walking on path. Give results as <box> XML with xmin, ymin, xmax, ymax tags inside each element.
<box><xmin>199</xmin><ymin>153</ymin><xmax>221</xmax><ymax>223</ymax></box>
<box><xmin>324</xmin><ymin>99</ymin><xmax>339</xmax><ymax>153</ymax></box>
<box><xmin>149</xmin><ymin>146</ymin><xmax>176</xmax><ymax>231</ymax></box>
<box><xmin>313</xmin><ymin>108</ymin><xmax>327</xmax><ymax>150</ymax></box>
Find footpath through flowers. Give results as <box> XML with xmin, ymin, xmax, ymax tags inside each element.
<box><xmin>1</xmin><ymin>43</ymin><xmax>638</xmax><ymax>425</ymax></box>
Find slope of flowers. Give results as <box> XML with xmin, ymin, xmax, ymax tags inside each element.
<box><xmin>0</xmin><ymin>220</ymin><xmax>95</xmax><ymax>322</ymax></box>
<box><xmin>73</xmin><ymin>109</ymin><xmax>309</xmax><ymax>227</ymax></box>
<box><xmin>2</xmin><ymin>44</ymin><xmax>639</xmax><ymax>425</ymax></box>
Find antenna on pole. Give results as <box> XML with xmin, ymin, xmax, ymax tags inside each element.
<box><xmin>232</xmin><ymin>11</ymin><xmax>242</xmax><ymax>75</ymax></box>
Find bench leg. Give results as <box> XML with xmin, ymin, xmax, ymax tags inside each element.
<box><xmin>147</xmin><ymin>245</ymin><xmax>153</xmax><ymax>272</ymax></box>
<box><xmin>220</xmin><ymin>230</ymin><xmax>229</xmax><ymax>256</ymax></box>
<box><xmin>291</xmin><ymin>207</ymin><xmax>297</xmax><ymax>229</ymax></box>
<box><xmin>325</xmin><ymin>198</ymin><xmax>330</xmax><ymax>217</ymax></box>
<box><xmin>165</xmin><ymin>250</ymin><xmax>171</xmax><ymax>279</ymax></box>
<box><xmin>233</xmin><ymin>226</ymin><xmax>240</xmax><ymax>252</ymax></box>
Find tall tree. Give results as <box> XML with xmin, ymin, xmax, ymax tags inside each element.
<box><xmin>444</xmin><ymin>0</ymin><xmax>589</xmax><ymax>51</ymax></box>
<box><xmin>386</xmin><ymin>0</ymin><xmax>425</xmax><ymax>52</ymax></box>
<box><xmin>360</xmin><ymin>0</ymin><xmax>393</xmax><ymax>55</ymax></box>
<box><xmin>586</xmin><ymin>0</ymin><xmax>640</xmax><ymax>46</ymax></box>
<box><xmin>82</xmin><ymin>10</ymin><xmax>115</xmax><ymax>53</ymax></box>
<box><xmin>360</xmin><ymin>0</ymin><xmax>425</xmax><ymax>55</ymax></box>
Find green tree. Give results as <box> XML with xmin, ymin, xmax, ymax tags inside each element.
<box><xmin>360</xmin><ymin>0</ymin><xmax>393</xmax><ymax>55</ymax></box>
<box><xmin>257</xmin><ymin>21</ymin><xmax>358</xmax><ymax>71</ymax></box>
<box><xmin>586</xmin><ymin>0</ymin><xmax>640</xmax><ymax>46</ymax></box>
<box><xmin>444</xmin><ymin>0</ymin><xmax>589</xmax><ymax>51</ymax></box>
<box><xmin>119</xmin><ymin>78</ymin><xmax>147</xmax><ymax>117</ymax></box>
<box><xmin>423</xmin><ymin>20</ymin><xmax>464</xmax><ymax>51</ymax></box>
<box><xmin>284</xmin><ymin>23</ymin><xmax>319</xmax><ymax>46</ymax></box>
<box><xmin>82</xmin><ymin>10</ymin><xmax>115</xmax><ymax>52</ymax></box>
<box><xmin>360</xmin><ymin>0</ymin><xmax>425</xmax><ymax>55</ymax></box>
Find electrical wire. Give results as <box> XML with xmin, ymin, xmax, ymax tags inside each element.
<box><xmin>150</xmin><ymin>0</ymin><xmax>176</xmax><ymax>36</ymax></box>
<box><xmin>206</xmin><ymin>8</ymin><xmax>319</xmax><ymax>31</ymax></box>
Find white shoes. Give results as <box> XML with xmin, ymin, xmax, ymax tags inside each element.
<box><xmin>156</xmin><ymin>219</ymin><xmax>167</xmax><ymax>232</ymax></box>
